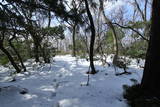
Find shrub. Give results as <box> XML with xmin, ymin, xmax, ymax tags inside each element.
<box><xmin>0</xmin><ymin>56</ymin><xmax>9</xmax><ymax>65</ymax></box>
<box><xmin>123</xmin><ymin>84</ymin><xmax>160</xmax><ymax>107</ymax></box>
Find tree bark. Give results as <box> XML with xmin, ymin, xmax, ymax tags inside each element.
<box><xmin>84</xmin><ymin>0</ymin><xmax>96</xmax><ymax>74</ymax></box>
<box><xmin>32</xmin><ymin>36</ymin><xmax>40</xmax><ymax>62</ymax></box>
<box><xmin>48</xmin><ymin>8</ymin><xmax>51</xmax><ymax>28</ymax></box>
<box><xmin>99</xmin><ymin>0</ymin><xmax>119</xmax><ymax>65</ymax></box>
<box><xmin>41</xmin><ymin>43</ymin><xmax>50</xmax><ymax>63</ymax></box>
<box><xmin>0</xmin><ymin>44</ymin><xmax>21</xmax><ymax>73</ymax></box>
<box><xmin>41</xmin><ymin>11</ymin><xmax>52</xmax><ymax>63</ymax></box>
<box><xmin>9</xmin><ymin>36</ymin><xmax>26</xmax><ymax>72</ymax></box>
<box><xmin>72</xmin><ymin>24</ymin><xmax>76</xmax><ymax>57</ymax></box>
<box><xmin>141</xmin><ymin>0</ymin><xmax>160</xmax><ymax>96</ymax></box>
<box><xmin>34</xmin><ymin>41</ymin><xmax>40</xmax><ymax>62</ymax></box>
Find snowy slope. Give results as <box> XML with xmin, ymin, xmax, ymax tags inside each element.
<box><xmin>0</xmin><ymin>55</ymin><xmax>143</xmax><ymax>107</ymax></box>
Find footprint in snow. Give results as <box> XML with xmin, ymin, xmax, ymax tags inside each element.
<box><xmin>50</xmin><ymin>92</ymin><xmax>56</xmax><ymax>97</ymax></box>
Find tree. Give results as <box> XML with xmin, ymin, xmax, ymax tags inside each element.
<box><xmin>141</xmin><ymin>0</ymin><xmax>160</xmax><ymax>96</ymax></box>
<box><xmin>0</xmin><ymin>31</ymin><xmax>21</xmax><ymax>73</ymax></box>
<box><xmin>113</xmin><ymin>0</ymin><xmax>151</xmax><ymax>42</ymax></box>
<box><xmin>0</xmin><ymin>0</ymin><xmax>70</xmax><ymax>72</ymax></box>
<box><xmin>40</xmin><ymin>26</ymin><xmax>65</xmax><ymax>63</ymax></box>
<box><xmin>0</xmin><ymin>3</ymin><xmax>24</xmax><ymax>73</ymax></box>
<box><xmin>99</xmin><ymin>0</ymin><xmax>119</xmax><ymax>66</ymax></box>
<box><xmin>8</xmin><ymin>32</ymin><xmax>26</xmax><ymax>72</ymax></box>
<box><xmin>84</xmin><ymin>0</ymin><xmax>96</xmax><ymax>74</ymax></box>
<box><xmin>64</xmin><ymin>0</ymin><xmax>85</xmax><ymax>57</ymax></box>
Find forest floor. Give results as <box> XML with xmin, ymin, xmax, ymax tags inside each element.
<box><xmin>0</xmin><ymin>55</ymin><xmax>144</xmax><ymax>107</ymax></box>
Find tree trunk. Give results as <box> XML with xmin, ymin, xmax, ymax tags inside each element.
<box><xmin>72</xmin><ymin>24</ymin><xmax>76</xmax><ymax>57</ymax></box>
<box><xmin>41</xmin><ymin>12</ymin><xmax>51</xmax><ymax>63</ymax></box>
<box><xmin>141</xmin><ymin>0</ymin><xmax>160</xmax><ymax>96</ymax></box>
<box><xmin>42</xmin><ymin>10</ymin><xmax>52</xmax><ymax>63</ymax></box>
<box><xmin>41</xmin><ymin>43</ymin><xmax>50</xmax><ymax>63</ymax></box>
<box><xmin>48</xmin><ymin>9</ymin><xmax>51</xmax><ymax>28</ymax></box>
<box><xmin>0</xmin><ymin>45</ymin><xmax>21</xmax><ymax>73</ymax></box>
<box><xmin>84</xmin><ymin>0</ymin><xmax>96</xmax><ymax>74</ymax></box>
<box><xmin>25</xmin><ymin>36</ymin><xmax>32</xmax><ymax>58</ymax></box>
<box><xmin>9</xmin><ymin>38</ymin><xmax>26</xmax><ymax>72</ymax></box>
<box><xmin>99</xmin><ymin>0</ymin><xmax>119</xmax><ymax>64</ymax></box>
<box><xmin>27</xmin><ymin>21</ymin><xmax>40</xmax><ymax>62</ymax></box>
<box><xmin>34</xmin><ymin>42</ymin><xmax>39</xmax><ymax>62</ymax></box>
<box><xmin>33</xmin><ymin>37</ymin><xmax>40</xmax><ymax>62</ymax></box>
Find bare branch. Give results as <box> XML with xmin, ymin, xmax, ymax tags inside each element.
<box><xmin>112</xmin><ymin>22</ymin><xmax>149</xmax><ymax>42</ymax></box>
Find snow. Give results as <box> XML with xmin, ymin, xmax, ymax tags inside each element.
<box><xmin>0</xmin><ymin>55</ymin><xmax>144</xmax><ymax>107</ymax></box>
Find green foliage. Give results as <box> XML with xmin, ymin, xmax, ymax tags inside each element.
<box><xmin>124</xmin><ymin>40</ymin><xmax>147</xmax><ymax>59</ymax></box>
<box><xmin>56</xmin><ymin>51</ymin><xmax>71</xmax><ymax>55</ymax></box>
<box><xmin>103</xmin><ymin>27</ymin><xmax>125</xmax><ymax>54</ymax></box>
<box><xmin>43</xmin><ymin>26</ymin><xmax>65</xmax><ymax>39</ymax></box>
<box><xmin>104</xmin><ymin>30</ymin><xmax>114</xmax><ymax>54</ymax></box>
<box><xmin>43</xmin><ymin>0</ymin><xmax>70</xmax><ymax>20</ymax></box>
<box><xmin>79</xmin><ymin>55</ymin><xmax>88</xmax><ymax>59</ymax></box>
<box><xmin>128</xmin><ymin>21</ymin><xmax>150</xmax><ymax>29</ymax></box>
<box><xmin>129</xmin><ymin>21</ymin><xmax>144</xmax><ymax>29</ymax></box>
<box><xmin>0</xmin><ymin>55</ymin><xmax>9</xmax><ymax>65</ymax></box>
<box><xmin>74</xmin><ymin>37</ymin><xmax>87</xmax><ymax>55</ymax></box>
<box><xmin>106</xmin><ymin>29</ymin><xmax>114</xmax><ymax>43</ymax></box>
<box><xmin>68</xmin><ymin>44</ymin><xmax>73</xmax><ymax>50</ymax></box>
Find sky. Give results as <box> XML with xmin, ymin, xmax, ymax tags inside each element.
<box><xmin>0</xmin><ymin>0</ymin><xmax>151</xmax><ymax>39</ymax></box>
<box><xmin>43</xmin><ymin>0</ymin><xmax>151</xmax><ymax>29</ymax></box>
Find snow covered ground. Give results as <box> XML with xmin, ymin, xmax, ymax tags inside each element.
<box><xmin>0</xmin><ymin>55</ymin><xmax>144</xmax><ymax>107</ymax></box>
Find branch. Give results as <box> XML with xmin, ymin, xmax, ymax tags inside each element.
<box><xmin>144</xmin><ymin>0</ymin><xmax>149</xmax><ymax>21</ymax></box>
<box><xmin>134</xmin><ymin>0</ymin><xmax>145</xmax><ymax>21</ymax></box>
<box><xmin>112</xmin><ymin>22</ymin><xmax>149</xmax><ymax>42</ymax></box>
